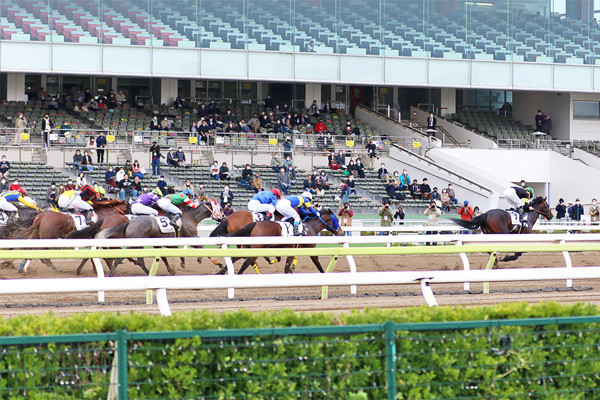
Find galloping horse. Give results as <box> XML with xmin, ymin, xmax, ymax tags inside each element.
<box><xmin>452</xmin><ymin>196</ymin><xmax>553</xmax><ymax>261</ymax></box>
<box><xmin>209</xmin><ymin>209</ymin><xmax>284</xmax><ymax>264</ymax></box>
<box><xmin>217</xmin><ymin>209</ymin><xmax>343</xmax><ymax>275</ymax></box>
<box><xmin>96</xmin><ymin>202</ymin><xmax>221</xmax><ymax>276</ymax></box>
<box><xmin>11</xmin><ymin>200</ymin><xmax>129</xmax><ymax>271</ymax></box>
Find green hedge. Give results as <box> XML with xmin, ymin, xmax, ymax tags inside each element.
<box><xmin>1</xmin><ymin>302</ymin><xmax>600</xmax><ymax>399</ymax></box>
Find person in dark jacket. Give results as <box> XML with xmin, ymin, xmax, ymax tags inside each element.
<box><xmin>149</xmin><ymin>141</ymin><xmax>163</xmax><ymax>176</ymax></box>
<box><xmin>105</xmin><ymin>166</ymin><xmax>116</xmax><ymax>192</ymax></box>
<box><xmin>420</xmin><ymin>178</ymin><xmax>432</xmax><ymax>200</ymax></box>
<box><xmin>72</xmin><ymin>150</ymin><xmax>83</xmax><ymax>173</ymax></box>
<box><xmin>555</xmin><ymin>198</ymin><xmax>567</xmax><ymax>220</ymax></box>
<box><xmin>239</xmin><ymin>164</ymin><xmax>253</xmax><ymax>190</ymax></box>
<box><xmin>346</xmin><ymin>176</ymin><xmax>357</xmax><ymax>195</ymax></box>
<box><xmin>569</xmin><ymin>199</ymin><xmax>584</xmax><ymax>221</ymax></box>
<box><xmin>96</xmin><ymin>131</ymin><xmax>107</xmax><ymax>163</ymax></box>
<box><xmin>354</xmin><ymin>159</ymin><xmax>365</xmax><ymax>178</ymax></box>
<box><xmin>0</xmin><ymin>156</ymin><xmax>10</xmax><ymax>179</ymax></box>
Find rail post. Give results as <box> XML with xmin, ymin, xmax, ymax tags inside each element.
<box><xmin>384</xmin><ymin>321</ymin><xmax>397</xmax><ymax>400</ymax></box>
<box><xmin>116</xmin><ymin>329</ymin><xmax>129</xmax><ymax>400</ymax></box>
<box><xmin>320</xmin><ymin>255</ymin><xmax>338</xmax><ymax>300</ymax></box>
<box><xmin>146</xmin><ymin>257</ymin><xmax>161</xmax><ymax>304</ymax></box>
<box><xmin>483</xmin><ymin>252</ymin><xmax>497</xmax><ymax>294</ymax></box>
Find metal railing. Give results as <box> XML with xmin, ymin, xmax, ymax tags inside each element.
<box><xmin>60</xmin><ymin>145</ymin><xmax>133</xmax><ymax>168</ymax></box>
<box><xmin>0</xmin><ymin>127</ymin><xmax>32</xmax><ymax>146</ymax></box>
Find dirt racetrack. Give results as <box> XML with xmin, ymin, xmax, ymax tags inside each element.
<box><xmin>0</xmin><ymin>251</ymin><xmax>599</xmax><ymax>317</ymax></box>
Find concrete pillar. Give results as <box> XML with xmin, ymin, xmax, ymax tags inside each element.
<box><xmin>257</xmin><ymin>82</ymin><xmax>264</xmax><ymax>101</ymax></box>
<box><xmin>305</xmin><ymin>83</ymin><xmax>322</xmax><ymax>109</ymax></box>
<box><xmin>6</xmin><ymin>73</ymin><xmax>26</xmax><ymax>101</ymax></box>
<box><xmin>111</xmin><ymin>77</ymin><xmax>118</xmax><ymax>93</ymax></box>
<box><xmin>440</xmin><ymin>88</ymin><xmax>456</xmax><ymax>117</ymax></box>
<box><xmin>160</xmin><ymin>78</ymin><xmax>178</xmax><ymax>105</ymax></box>
<box><xmin>190</xmin><ymin>80</ymin><xmax>196</xmax><ymax>100</ymax></box>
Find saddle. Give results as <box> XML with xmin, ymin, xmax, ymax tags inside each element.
<box><xmin>276</xmin><ymin>221</ymin><xmax>302</xmax><ymax>237</ymax></box>
<box><xmin>507</xmin><ymin>210</ymin><xmax>527</xmax><ymax>233</ymax></box>
<box><xmin>251</xmin><ymin>212</ymin><xmax>269</xmax><ymax>222</ymax></box>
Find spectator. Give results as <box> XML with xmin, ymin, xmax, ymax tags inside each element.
<box><xmin>399</xmin><ymin>169</ymin><xmax>411</xmax><ymax>190</ymax></box>
<box><xmin>220</xmin><ymin>184</ymin><xmax>233</xmax><ymax>208</ymax></box>
<box><xmin>590</xmin><ymin>199</ymin><xmax>600</xmax><ymax>223</ymax></box>
<box><xmin>105</xmin><ymin>166</ymin><xmax>117</xmax><ymax>192</ymax></box>
<box><xmin>0</xmin><ymin>177</ymin><xmax>9</xmax><ymax>193</ymax></box>
<box><xmin>355</xmin><ymin>158</ymin><xmax>365</xmax><ymax>178</ymax></box>
<box><xmin>41</xmin><ymin>113</ymin><xmax>53</xmax><ymax>145</ymax></box>
<box><xmin>190</xmin><ymin>121</ymin><xmax>199</xmax><ymax>137</ymax></box>
<box><xmin>60</xmin><ymin>121</ymin><xmax>72</xmax><ymax>138</ymax></box>
<box><xmin>556</xmin><ymin>198</ymin><xmax>567</xmax><ymax>220</ymax></box>
<box><xmin>409</xmin><ymin>179</ymin><xmax>421</xmax><ymax>199</ymax></box>
<box><xmin>427</xmin><ymin>112</ymin><xmax>437</xmax><ymax>131</ymax></box>
<box><xmin>46</xmin><ymin>181</ymin><xmax>59</xmax><ymax>208</ymax></box>
<box><xmin>542</xmin><ymin>114</ymin><xmax>552</xmax><ymax>135</ymax></box>
<box><xmin>160</xmin><ymin>116</ymin><xmax>171</xmax><ymax>131</ymax></box>
<box><xmin>314</xmin><ymin>119</ymin><xmax>327</xmax><ymax>133</ymax></box>
<box><xmin>219</xmin><ymin>162</ymin><xmax>231</xmax><ymax>181</ymax></box>
<box><xmin>366</xmin><ymin>139</ymin><xmax>377</xmax><ymax>168</ymax></box>
<box><xmin>447</xmin><ymin>184</ymin><xmax>458</xmax><ymax>206</ymax></box>
<box><xmin>123</xmin><ymin>159</ymin><xmax>133</xmax><ymax>177</ymax></box>
<box><xmin>345</xmin><ymin>159</ymin><xmax>356</xmax><ymax>178</ymax></box>
<box><xmin>115</xmin><ymin>167</ymin><xmax>126</xmax><ymax>184</ymax></box>
<box><xmin>283</xmin><ymin>137</ymin><xmax>293</xmax><ymax>159</ymax></box>
<box><xmin>278</xmin><ymin>167</ymin><xmax>291</xmax><ymax>194</ymax></box>
<box><xmin>378</xmin><ymin>163</ymin><xmax>390</xmax><ymax>182</ymax></box>
<box><xmin>440</xmin><ymin>188</ymin><xmax>451</xmax><ymax>211</ymax></box>
<box><xmin>340</xmin><ymin>183</ymin><xmax>350</xmax><ymax>206</ymax></box>
<box><xmin>430</xmin><ymin>187</ymin><xmax>441</xmax><ymax>202</ymax></box>
<box><xmin>567</xmin><ymin>201</ymin><xmax>574</xmax><ymax>220</ymax></box>
<box><xmin>149</xmin><ymin>141</ymin><xmax>163</xmax><ymax>176</ymax></box>
<box><xmin>308</xmin><ymin>100</ymin><xmax>320</xmax><ymax>118</ymax></box>
<box><xmin>378</xmin><ymin>202</ymin><xmax>394</xmax><ymax>235</ymax></box>
<box><xmin>182</xmin><ymin>179</ymin><xmax>195</xmax><ymax>198</ymax></box>
<box><xmin>239</xmin><ymin>164</ymin><xmax>253</xmax><ymax>190</ymax></box>
<box><xmin>314</xmin><ymin>175</ymin><xmax>325</xmax><ymax>195</ymax></box>
<box><xmin>328</xmin><ymin>151</ymin><xmax>339</xmax><ymax>170</ymax></box>
<box><xmin>252</xmin><ymin>173</ymin><xmax>263</xmax><ymax>193</ymax></box>
<box><xmin>346</xmin><ymin>176</ymin><xmax>357</xmax><ymax>196</ymax></box>
<box><xmin>394</xmin><ymin>205</ymin><xmax>405</xmax><ymax>225</ymax></box>
<box><xmin>270</xmin><ymin>152</ymin><xmax>283</xmax><ymax>173</ymax></box>
<box><xmin>157</xmin><ymin>176</ymin><xmax>170</xmax><ymax>196</ymax></box>
<box><xmin>473</xmin><ymin>206</ymin><xmax>481</xmax><ymax>217</ymax></box>
<box><xmin>82</xmin><ymin>150</ymin><xmax>93</xmax><ymax>172</ymax></box>
<box><xmin>132</xmin><ymin>160</ymin><xmax>144</xmax><ymax>180</ymax></box>
<box><xmin>198</xmin><ymin>120</ymin><xmax>209</xmax><ymax>144</ymax></box>
<box><xmin>197</xmin><ymin>183</ymin><xmax>210</xmax><ymax>203</ymax></box>
<box><xmin>118</xmin><ymin>174</ymin><xmax>133</xmax><ymax>200</ymax></box>
<box><xmin>76</xmin><ymin>172</ymin><xmax>87</xmax><ymax>189</ymax></box>
<box><xmin>420</xmin><ymin>178</ymin><xmax>432</xmax><ymax>200</ymax></box>
<box><xmin>175</xmin><ymin>147</ymin><xmax>187</xmax><ymax>168</ymax></box>
<box><xmin>64</xmin><ymin>178</ymin><xmax>76</xmax><ymax>191</ymax></box>
<box><xmin>338</xmin><ymin>203</ymin><xmax>353</xmax><ymax>236</ymax></box>
<box><xmin>248</xmin><ymin>114</ymin><xmax>260</xmax><ymax>133</ymax></box>
<box><xmin>210</xmin><ymin>161</ymin><xmax>220</xmax><ymax>180</ymax></box>
<box><xmin>535</xmin><ymin>110</ymin><xmax>545</xmax><ymax>132</ymax></box>
<box><xmin>386</xmin><ymin>181</ymin><xmax>403</xmax><ymax>200</ymax></box>
<box><xmin>166</xmin><ymin>149</ymin><xmax>178</xmax><ymax>167</ymax></box>
<box><xmin>335</xmin><ymin>150</ymin><xmax>346</xmax><ymax>169</ymax></box>
<box><xmin>96</xmin><ymin>131</ymin><xmax>107</xmax><ymax>164</ymax></box>
<box><xmin>14</xmin><ymin>112</ymin><xmax>26</xmax><ymax>145</ymax></box>
<box><xmin>303</xmin><ymin>174</ymin><xmax>316</xmax><ymax>195</ymax></box>
<box><xmin>283</xmin><ymin>155</ymin><xmax>293</xmax><ymax>169</ymax></box>
<box><xmin>173</xmin><ymin>96</ymin><xmax>184</xmax><ymax>109</ymax></box>
<box><xmin>319</xmin><ymin>171</ymin><xmax>330</xmax><ymax>191</ymax></box>
<box><xmin>115</xmin><ymin>90</ymin><xmax>126</xmax><ymax>105</ymax></box>
<box><xmin>424</xmin><ymin>201</ymin><xmax>441</xmax><ymax>245</ymax></box>
<box><xmin>72</xmin><ymin>149</ymin><xmax>83</xmax><ymax>173</ymax></box>
<box><xmin>150</xmin><ymin>116</ymin><xmax>160</xmax><ymax>131</ymax></box>
<box><xmin>569</xmin><ymin>199</ymin><xmax>584</xmax><ymax>221</ymax></box>
<box><xmin>223</xmin><ymin>202</ymin><xmax>234</xmax><ymax>217</ymax></box>
<box><xmin>458</xmin><ymin>200</ymin><xmax>474</xmax><ymax>233</ymax></box>
<box><xmin>288</xmin><ymin>165</ymin><xmax>297</xmax><ymax>186</ymax></box>
<box><xmin>10</xmin><ymin>179</ymin><xmax>27</xmax><ymax>196</ymax></box>
<box><xmin>0</xmin><ymin>156</ymin><xmax>10</xmax><ymax>179</ymax></box>
<box><xmin>86</xmin><ymin>137</ymin><xmax>95</xmax><ymax>152</ymax></box>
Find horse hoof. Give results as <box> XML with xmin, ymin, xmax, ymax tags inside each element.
<box><xmin>197</xmin><ymin>257</ymin><xmax>203</xmax><ymax>264</ymax></box>
<box><xmin>214</xmin><ymin>267</ymin><xmax>227</xmax><ymax>275</ymax></box>
<box><xmin>269</xmin><ymin>259</ymin><xmax>278</xmax><ymax>265</ymax></box>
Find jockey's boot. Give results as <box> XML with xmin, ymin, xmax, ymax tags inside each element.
<box><xmin>293</xmin><ymin>221</ymin><xmax>302</xmax><ymax>236</ymax></box>
<box><xmin>265</xmin><ymin>211</ymin><xmax>273</xmax><ymax>221</ymax></box>
<box><xmin>83</xmin><ymin>209</ymin><xmax>93</xmax><ymax>224</ymax></box>
<box><xmin>516</xmin><ymin>206</ymin><xmax>526</xmax><ymax>222</ymax></box>
<box><xmin>9</xmin><ymin>211</ymin><xmax>17</xmax><ymax>221</ymax></box>
<box><xmin>168</xmin><ymin>212</ymin><xmax>181</xmax><ymax>228</ymax></box>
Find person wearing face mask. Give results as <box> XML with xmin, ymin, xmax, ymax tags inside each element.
<box><xmin>346</xmin><ymin>176</ymin><xmax>357</xmax><ymax>196</ymax></box>
<box><xmin>46</xmin><ymin>181</ymin><xmax>59</xmax><ymax>208</ymax></box>
<box><xmin>354</xmin><ymin>158</ymin><xmax>365</xmax><ymax>178</ymax></box>
<box><xmin>570</xmin><ymin>199</ymin><xmax>584</xmax><ymax>221</ymax></box>
<box><xmin>447</xmin><ymin>183</ymin><xmax>458</xmax><ymax>206</ymax></box>
<box><xmin>64</xmin><ymin>178</ymin><xmax>76</xmax><ymax>192</ymax></box>
<box><xmin>320</xmin><ymin>171</ymin><xmax>330</xmax><ymax>191</ymax></box>
<box><xmin>149</xmin><ymin>141</ymin><xmax>163</xmax><ymax>176</ymax></box>
<box><xmin>0</xmin><ymin>156</ymin><xmax>10</xmax><ymax>179</ymax></box>
<box><xmin>555</xmin><ymin>198</ymin><xmax>567</xmax><ymax>220</ymax></box>
<box><xmin>399</xmin><ymin>170</ymin><xmax>411</xmax><ymax>190</ymax></box>
<box><xmin>157</xmin><ymin>176</ymin><xmax>170</xmax><ymax>196</ymax></box>
<box><xmin>182</xmin><ymin>179</ymin><xmax>195</xmax><ymax>198</ymax></box>
<box><xmin>0</xmin><ymin>178</ymin><xmax>9</xmax><ymax>193</ymax></box>
<box><xmin>105</xmin><ymin>166</ymin><xmax>116</xmax><ymax>192</ymax></box>
<box><xmin>220</xmin><ymin>185</ymin><xmax>233</xmax><ymax>208</ymax></box>
<box><xmin>378</xmin><ymin>163</ymin><xmax>389</xmax><ymax>183</ymax></box>
<box><xmin>590</xmin><ymin>199</ymin><xmax>600</xmax><ymax>223</ymax></box>
<box><xmin>210</xmin><ymin>161</ymin><xmax>220</xmax><ymax>180</ymax></box>
<box><xmin>219</xmin><ymin>162</ymin><xmax>231</xmax><ymax>181</ymax></box>
<box><xmin>239</xmin><ymin>164</ymin><xmax>253</xmax><ymax>190</ymax></box>
<box><xmin>207</xmin><ymin>116</ymin><xmax>217</xmax><ymax>131</ymax></box>
<box><xmin>14</xmin><ymin>112</ymin><xmax>27</xmax><ymax>145</ymax></box>
<box><xmin>150</xmin><ymin>116</ymin><xmax>160</xmax><ymax>131</ymax></box>
<box><xmin>197</xmin><ymin>183</ymin><xmax>210</xmax><ymax>203</ymax></box>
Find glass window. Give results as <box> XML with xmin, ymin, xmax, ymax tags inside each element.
<box><xmin>573</xmin><ymin>101</ymin><xmax>600</xmax><ymax>119</ymax></box>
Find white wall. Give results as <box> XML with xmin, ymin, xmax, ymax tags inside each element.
<box><xmin>569</xmin><ymin>92</ymin><xmax>600</xmax><ymax>141</ymax></box>
<box><xmin>439</xmin><ymin>88</ymin><xmax>456</xmax><ymax>116</ymax></box>
<box><xmin>160</xmin><ymin>78</ymin><xmax>178</xmax><ymax>106</ymax></box>
<box><xmin>305</xmin><ymin>84</ymin><xmax>322</xmax><ymax>109</ymax></box>
<box><xmin>6</xmin><ymin>73</ymin><xmax>25</xmax><ymax>101</ymax></box>
<box><xmin>512</xmin><ymin>91</ymin><xmax>571</xmax><ymax>140</ymax></box>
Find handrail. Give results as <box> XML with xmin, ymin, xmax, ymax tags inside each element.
<box><xmin>391</xmin><ymin>143</ymin><xmax>494</xmax><ymax>194</ymax></box>
<box><xmin>436</xmin><ymin>126</ymin><xmax>461</xmax><ymax>147</ymax></box>
<box><xmin>358</xmin><ymin>105</ymin><xmax>433</xmax><ymax>141</ymax></box>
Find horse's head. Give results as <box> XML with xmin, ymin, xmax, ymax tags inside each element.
<box><xmin>319</xmin><ymin>209</ymin><xmax>343</xmax><ymax>236</ymax></box>
<box><xmin>530</xmin><ymin>197</ymin><xmax>553</xmax><ymax>220</ymax></box>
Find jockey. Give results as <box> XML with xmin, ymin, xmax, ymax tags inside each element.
<box><xmin>131</xmin><ymin>190</ymin><xmax>161</xmax><ymax>216</ymax></box>
<box><xmin>58</xmin><ymin>185</ymin><xmax>97</xmax><ymax>224</ymax></box>
<box><xmin>275</xmin><ymin>191</ymin><xmax>318</xmax><ymax>236</ymax></box>
<box><xmin>93</xmin><ymin>183</ymin><xmax>108</xmax><ymax>200</ymax></box>
<box><xmin>150</xmin><ymin>188</ymin><xmax>182</xmax><ymax>227</ymax></box>
<box><xmin>0</xmin><ymin>190</ymin><xmax>38</xmax><ymax>220</ymax></box>
<box><xmin>247</xmin><ymin>188</ymin><xmax>281</xmax><ymax>220</ymax></box>
<box><xmin>502</xmin><ymin>184</ymin><xmax>534</xmax><ymax>220</ymax></box>
<box><xmin>166</xmin><ymin>193</ymin><xmax>197</xmax><ymax>210</ymax></box>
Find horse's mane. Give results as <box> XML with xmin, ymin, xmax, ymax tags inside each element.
<box><xmin>529</xmin><ymin>197</ymin><xmax>546</xmax><ymax>207</ymax></box>
<box><xmin>94</xmin><ymin>199</ymin><xmax>126</xmax><ymax>207</ymax></box>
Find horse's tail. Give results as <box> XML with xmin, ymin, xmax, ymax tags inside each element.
<box><xmin>229</xmin><ymin>222</ymin><xmax>257</xmax><ymax>237</ymax></box>
<box><xmin>65</xmin><ymin>219</ymin><xmax>104</xmax><ymax>239</ymax></box>
<box><xmin>209</xmin><ymin>219</ymin><xmax>229</xmax><ymax>237</ymax></box>
<box><xmin>451</xmin><ymin>216</ymin><xmax>485</xmax><ymax>231</ymax></box>
<box><xmin>96</xmin><ymin>221</ymin><xmax>129</xmax><ymax>239</ymax></box>
<box><xmin>11</xmin><ymin>214</ymin><xmax>42</xmax><ymax>238</ymax></box>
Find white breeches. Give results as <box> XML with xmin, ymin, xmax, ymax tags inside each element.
<box><xmin>502</xmin><ymin>188</ymin><xmax>523</xmax><ymax>209</ymax></box>
<box><xmin>58</xmin><ymin>195</ymin><xmax>93</xmax><ymax>211</ymax></box>
<box><xmin>247</xmin><ymin>199</ymin><xmax>274</xmax><ymax>214</ymax></box>
<box><xmin>156</xmin><ymin>198</ymin><xmax>181</xmax><ymax>215</ymax></box>
<box><xmin>131</xmin><ymin>203</ymin><xmax>159</xmax><ymax>215</ymax></box>
<box><xmin>0</xmin><ymin>198</ymin><xmax>17</xmax><ymax>213</ymax></box>
<box><xmin>275</xmin><ymin>199</ymin><xmax>300</xmax><ymax>223</ymax></box>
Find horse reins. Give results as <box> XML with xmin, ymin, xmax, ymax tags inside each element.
<box><xmin>530</xmin><ymin>201</ymin><xmax>552</xmax><ymax>219</ymax></box>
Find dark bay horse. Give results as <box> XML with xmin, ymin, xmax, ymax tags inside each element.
<box><xmin>96</xmin><ymin>203</ymin><xmax>220</xmax><ymax>276</ymax></box>
<box><xmin>452</xmin><ymin>196</ymin><xmax>553</xmax><ymax>261</ymax></box>
<box><xmin>217</xmin><ymin>209</ymin><xmax>343</xmax><ymax>275</ymax></box>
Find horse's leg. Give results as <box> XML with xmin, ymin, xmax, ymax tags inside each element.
<box><xmin>309</xmin><ymin>256</ymin><xmax>325</xmax><ymax>273</ymax></box>
<box><xmin>284</xmin><ymin>257</ymin><xmax>295</xmax><ymax>273</ymax></box>
<box><xmin>237</xmin><ymin>257</ymin><xmax>258</xmax><ymax>275</ymax></box>
<box><xmin>264</xmin><ymin>256</ymin><xmax>281</xmax><ymax>264</ymax></box>
<box><xmin>76</xmin><ymin>258</ymin><xmax>89</xmax><ymax>275</ymax></box>
<box><xmin>502</xmin><ymin>252</ymin><xmax>522</xmax><ymax>262</ymax></box>
<box><xmin>180</xmin><ymin>257</ymin><xmax>186</xmax><ymax>269</ymax></box>
<box><xmin>136</xmin><ymin>258</ymin><xmax>149</xmax><ymax>274</ymax></box>
<box><xmin>109</xmin><ymin>258</ymin><xmax>124</xmax><ymax>277</ymax></box>
<box><xmin>162</xmin><ymin>257</ymin><xmax>175</xmax><ymax>275</ymax></box>
<box><xmin>41</xmin><ymin>258</ymin><xmax>58</xmax><ymax>272</ymax></box>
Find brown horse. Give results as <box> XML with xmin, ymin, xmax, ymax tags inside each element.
<box><xmin>217</xmin><ymin>209</ymin><xmax>343</xmax><ymax>275</ymax></box>
<box><xmin>452</xmin><ymin>197</ymin><xmax>553</xmax><ymax>261</ymax></box>
<box><xmin>11</xmin><ymin>200</ymin><xmax>129</xmax><ymax>271</ymax></box>
<box><xmin>209</xmin><ymin>210</ymin><xmax>284</xmax><ymax>264</ymax></box>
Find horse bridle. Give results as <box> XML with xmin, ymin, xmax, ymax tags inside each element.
<box><xmin>530</xmin><ymin>200</ymin><xmax>552</xmax><ymax>219</ymax></box>
<box><xmin>317</xmin><ymin>214</ymin><xmax>338</xmax><ymax>233</ymax></box>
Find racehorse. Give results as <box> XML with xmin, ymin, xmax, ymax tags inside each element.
<box><xmin>452</xmin><ymin>196</ymin><xmax>553</xmax><ymax>261</ymax></box>
<box><xmin>217</xmin><ymin>209</ymin><xmax>343</xmax><ymax>275</ymax></box>
<box><xmin>0</xmin><ymin>207</ymin><xmax>43</xmax><ymax>239</ymax></box>
<box><xmin>10</xmin><ymin>200</ymin><xmax>129</xmax><ymax>271</ymax></box>
<box><xmin>95</xmin><ymin>202</ymin><xmax>221</xmax><ymax>276</ymax></box>
<box><xmin>209</xmin><ymin>209</ymin><xmax>284</xmax><ymax>264</ymax></box>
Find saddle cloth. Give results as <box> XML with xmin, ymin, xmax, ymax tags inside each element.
<box><xmin>507</xmin><ymin>210</ymin><xmax>528</xmax><ymax>232</ymax></box>
<box><xmin>152</xmin><ymin>215</ymin><xmax>180</xmax><ymax>233</ymax></box>
<box><xmin>252</xmin><ymin>212</ymin><xmax>269</xmax><ymax>222</ymax></box>
<box><xmin>0</xmin><ymin>212</ymin><xmax>9</xmax><ymax>225</ymax></box>
<box><xmin>277</xmin><ymin>221</ymin><xmax>302</xmax><ymax>237</ymax></box>
<box><xmin>68</xmin><ymin>213</ymin><xmax>88</xmax><ymax>231</ymax></box>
